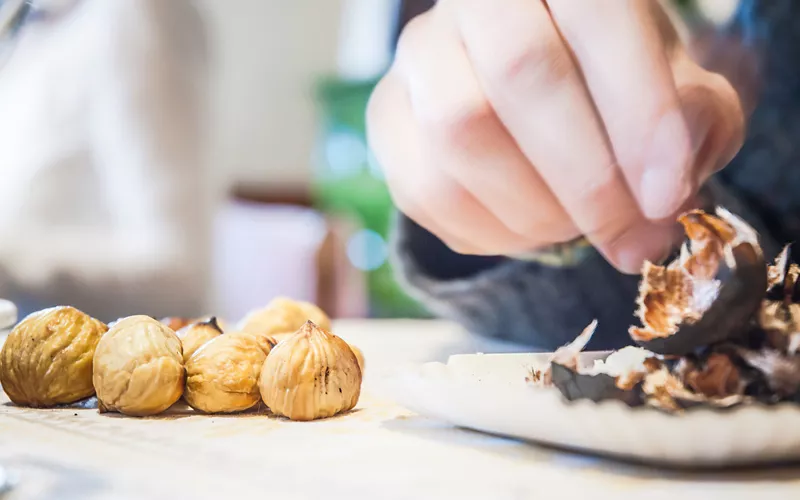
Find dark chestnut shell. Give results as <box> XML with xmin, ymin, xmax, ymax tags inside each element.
<box><xmin>637</xmin><ymin>244</ymin><xmax>766</xmax><ymax>355</ymax></box>
<box><xmin>550</xmin><ymin>362</ymin><xmax>645</xmax><ymax>407</ymax></box>
<box><xmin>630</xmin><ymin>209</ymin><xmax>767</xmax><ymax>356</ymax></box>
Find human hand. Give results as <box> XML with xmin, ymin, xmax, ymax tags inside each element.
<box><xmin>367</xmin><ymin>0</ymin><xmax>744</xmax><ymax>273</ymax></box>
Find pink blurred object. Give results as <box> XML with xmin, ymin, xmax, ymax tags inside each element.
<box><xmin>212</xmin><ymin>201</ymin><xmax>329</xmax><ymax>323</ymax></box>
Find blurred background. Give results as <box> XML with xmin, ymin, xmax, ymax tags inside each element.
<box><xmin>0</xmin><ymin>0</ymin><xmax>739</xmax><ymax>325</ymax></box>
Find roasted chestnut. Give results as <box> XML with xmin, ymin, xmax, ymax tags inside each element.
<box><xmin>629</xmin><ymin>208</ymin><xmax>767</xmax><ymax>356</ymax></box>
<box><xmin>176</xmin><ymin>317</ymin><xmax>224</xmax><ymax>363</ymax></box>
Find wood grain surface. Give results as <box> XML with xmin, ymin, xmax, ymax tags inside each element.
<box><xmin>2</xmin><ymin>320</ymin><xmax>800</xmax><ymax>500</ymax></box>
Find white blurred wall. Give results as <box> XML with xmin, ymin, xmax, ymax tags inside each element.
<box><xmin>199</xmin><ymin>0</ymin><xmax>345</xmax><ymax>191</ymax></box>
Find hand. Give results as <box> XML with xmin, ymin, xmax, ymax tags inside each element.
<box><xmin>367</xmin><ymin>0</ymin><xmax>744</xmax><ymax>273</ymax></box>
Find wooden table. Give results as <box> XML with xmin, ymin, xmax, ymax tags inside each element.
<box><xmin>2</xmin><ymin>319</ymin><xmax>800</xmax><ymax>500</ymax></box>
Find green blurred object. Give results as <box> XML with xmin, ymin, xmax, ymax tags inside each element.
<box><xmin>312</xmin><ymin>76</ymin><xmax>430</xmax><ymax>319</ymax></box>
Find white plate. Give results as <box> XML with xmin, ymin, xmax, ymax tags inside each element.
<box><xmin>381</xmin><ymin>352</ymin><xmax>800</xmax><ymax>468</ymax></box>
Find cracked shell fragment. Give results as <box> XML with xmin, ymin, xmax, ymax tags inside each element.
<box><xmin>0</xmin><ymin>306</ymin><xmax>107</xmax><ymax>407</ymax></box>
<box><xmin>736</xmin><ymin>348</ymin><xmax>800</xmax><ymax>399</ymax></box>
<box><xmin>758</xmin><ymin>302</ymin><xmax>800</xmax><ymax>354</ymax></box>
<box><xmin>184</xmin><ymin>331</ymin><xmax>274</xmax><ymax>414</ymax></box>
<box><xmin>92</xmin><ymin>315</ymin><xmax>184</xmax><ymax>417</ymax></box>
<box><xmin>629</xmin><ymin>208</ymin><xmax>767</xmax><ymax>356</ymax></box>
<box><xmin>673</xmin><ymin>352</ymin><xmax>746</xmax><ymax>399</ymax></box>
<box><xmin>536</xmin><ymin>321</ymin><xmax>657</xmax><ymax>407</ymax></box>
<box><xmin>758</xmin><ymin>247</ymin><xmax>800</xmax><ymax>354</ymax></box>
<box><xmin>531</xmin><ymin>321</ymin><xmax>749</xmax><ymax>412</ymax></box>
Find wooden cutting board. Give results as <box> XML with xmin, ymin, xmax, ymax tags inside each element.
<box><xmin>0</xmin><ymin>319</ymin><xmax>521</xmax><ymax>500</ymax></box>
<box><xmin>2</xmin><ymin>320</ymin><xmax>799</xmax><ymax>500</ymax></box>
<box><xmin>1</xmin><ymin>389</ymin><xmax>417</xmax><ymax>499</ymax></box>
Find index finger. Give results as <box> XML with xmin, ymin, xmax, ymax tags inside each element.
<box><xmin>547</xmin><ymin>0</ymin><xmax>694</xmax><ymax>221</ymax></box>
<box><xmin>446</xmin><ymin>0</ymin><xmax>676</xmax><ymax>272</ymax></box>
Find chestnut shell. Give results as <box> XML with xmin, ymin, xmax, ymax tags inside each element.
<box><xmin>631</xmin><ymin>209</ymin><xmax>767</xmax><ymax>356</ymax></box>
<box><xmin>636</xmin><ymin>243</ymin><xmax>766</xmax><ymax>356</ymax></box>
<box><xmin>550</xmin><ymin>363</ymin><xmax>644</xmax><ymax>407</ymax></box>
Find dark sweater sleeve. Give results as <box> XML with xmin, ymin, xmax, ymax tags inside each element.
<box><xmin>389</xmin><ymin>179</ymin><xmax>781</xmax><ymax>351</ymax></box>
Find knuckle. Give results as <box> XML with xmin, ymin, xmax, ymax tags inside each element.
<box><xmin>423</xmin><ymin>98</ymin><xmax>495</xmax><ymax>148</ymax></box>
<box><xmin>394</xmin><ymin>14</ymin><xmax>431</xmax><ymax>69</ymax></box>
<box><xmin>577</xmin><ymin>165</ymin><xmax>622</xmax><ymax>209</ymax></box>
<box><xmin>417</xmin><ymin>171</ymin><xmax>461</xmax><ymax>205</ymax></box>
<box><xmin>490</xmin><ymin>34</ymin><xmax>575</xmax><ymax>90</ymax></box>
<box><xmin>705</xmin><ymin>71</ymin><xmax>736</xmax><ymax>99</ymax></box>
<box><xmin>707</xmin><ymin>73</ymin><xmax>745</xmax><ymax>129</ymax></box>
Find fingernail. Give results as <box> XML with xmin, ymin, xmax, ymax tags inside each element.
<box><xmin>610</xmin><ymin>223</ymin><xmax>679</xmax><ymax>275</ymax></box>
<box><xmin>640</xmin><ymin>112</ymin><xmax>693</xmax><ymax>220</ymax></box>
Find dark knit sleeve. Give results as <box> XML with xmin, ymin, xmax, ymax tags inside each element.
<box><xmin>389</xmin><ymin>179</ymin><xmax>781</xmax><ymax>351</ymax></box>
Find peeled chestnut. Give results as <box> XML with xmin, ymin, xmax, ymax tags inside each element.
<box><xmin>184</xmin><ymin>332</ymin><xmax>274</xmax><ymax>414</ymax></box>
<box><xmin>160</xmin><ymin>316</ymin><xmax>193</xmax><ymax>332</ymax></box>
<box><xmin>239</xmin><ymin>297</ymin><xmax>331</xmax><ymax>336</ymax></box>
<box><xmin>349</xmin><ymin>343</ymin><xmax>365</xmax><ymax>373</ymax></box>
<box><xmin>259</xmin><ymin>321</ymin><xmax>361</xmax><ymax>421</ymax></box>
<box><xmin>176</xmin><ymin>317</ymin><xmax>224</xmax><ymax>363</ymax></box>
<box><xmin>93</xmin><ymin>315</ymin><xmax>184</xmax><ymax>416</ymax></box>
<box><xmin>161</xmin><ymin>315</ymin><xmax>230</xmax><ymax>335</ymax></box>
<box><xmin>270</xmin><ymin>333</ymin><xmax>364</xmax><ymax>373</ymax></box>
<box><xmin>0</xmin><ymin>306</ymin><xmax>107</xmax><ymax>407</ymax></box>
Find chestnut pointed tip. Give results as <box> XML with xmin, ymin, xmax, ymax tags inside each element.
<box><xmin>203</xmin><ymin>316</ymin><xmax>223</xmax><ymax>334</ymax></box>
<box><xmin>296</xmin><ymin>320</ymin><xmax>320</xmax><ymax>338</ymax></box>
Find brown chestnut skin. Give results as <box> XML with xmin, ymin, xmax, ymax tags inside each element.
<box><xmin>637</xmin><ymin>243</ymin><xmax>767</xmax><ymax>356</ymax></box>
<box><xmin>0</xmin><ymin>306</ymin><xmax>108</xmax><ymax>407</ymax></box>
<box><xmin>631</xmin><ymin>209</ymin><xmax>767</xmax><ymax>356</ymax></box>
